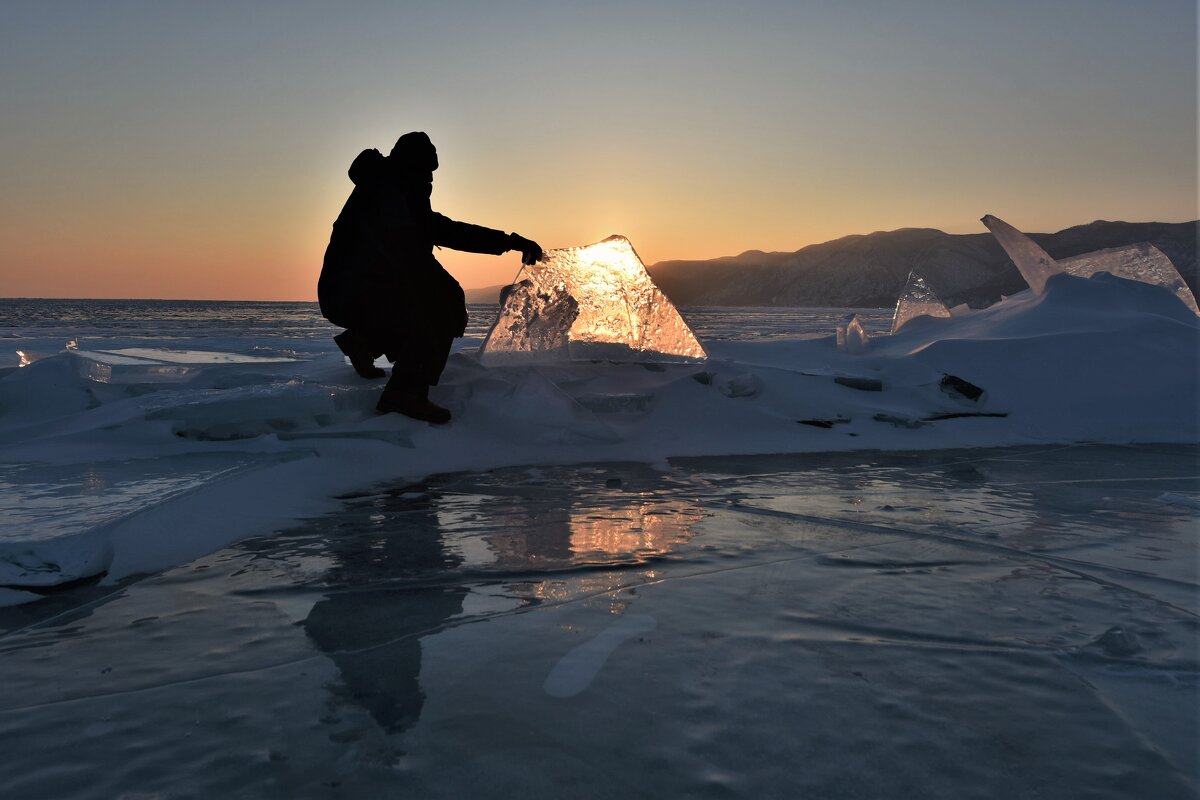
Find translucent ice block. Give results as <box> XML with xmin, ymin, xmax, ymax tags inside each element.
<box><xmin>69</xmin><ymin>350</ymin><xmax>195</xmax><ymax>383</ymax></box>
<box><xmin>836</xmin><ymin>313</ymin><xmax>870</xmax><ymax>353</ymax></box>
<box><xmin>481</xmin><ymin>236</ymin><xmax>707</xmax><ymax>363</ymax></box>
<box><xmin>1058</xmin><ymin>243</ymin><xmax>1199</xmax><ymax>315</ymax></box>
<box><xmin>68</xmin><ymin>348</ymin><xmax>298</xmax><ymax>383</ymax></box>
<box><xmin>981</xmin><ymin>214</ymin><xmax>1061</xmax><ymax>295</ymax></box>
<box><xmin>891</xmin><ymin>271</ymin><xmax>952</xmax><ymax>334</ymax></box>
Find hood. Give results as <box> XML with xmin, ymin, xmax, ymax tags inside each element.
<box><xmin>348</xmin><ymin>148</ymin><xmax>387</xmax><ymax>186</ymax></box>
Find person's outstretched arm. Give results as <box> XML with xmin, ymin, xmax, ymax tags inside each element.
<box><xmin>431</xmin><ymin>213</ymin><xmax>542</xmax><ymax>264</ymax></box>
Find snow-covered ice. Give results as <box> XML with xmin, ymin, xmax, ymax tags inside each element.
<box><xmin>0</xmin><ymin>272</ymin><xmax>1197</xmax><ymax>796</ymax></box>
<box><xmin>0</xmin><ymin>271</ymin><xmax>1196</xmax><ymax>592</ymax></box>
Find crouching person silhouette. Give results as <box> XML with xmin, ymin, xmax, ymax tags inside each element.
<box><xmin>318</xmin><ymin>131</ymin><xmax>542</xmax><ymax>423</ymax></box>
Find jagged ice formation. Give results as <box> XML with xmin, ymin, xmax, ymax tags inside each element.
<box><xmin>836</xmin><ymin>313</ymin><xmax>870</xmax><ymax>353</ymax></box>
<box><xmin>891</xmin><ymin>271</ymin><xmax>952</xmax><ymax>334</ymax></box>
<box><xmin>981</xmin><ymin>214</ymin><xmax>1060</xmax><ymax>295</ymax></box>
<box><xmin>481</xmin><ymin>236</ymin><xmax>706</xmax><ymax>364</ymax></box>
<box><xmin>982</xmin><ymin>215</ymin><xmax>1198</xmax><ymax>314</ymax></box>
<box><xmin>1058</xmin><ymin>243</ymin><xmax>1199</xmax><ymax>314</ymax></box>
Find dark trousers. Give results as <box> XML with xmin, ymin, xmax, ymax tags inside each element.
<box><xmin>334</xmin><ymin>284</ymin><xmax>459</xmax><ymax>389</ymax></box>
<box><xmin>321</xmin><ymin>255</ymin><xmax>464</xmax><ymax>390</ymax></box>
<box><xmin>342</xmin><ymin>322</ymin><xmax>453</xmax><ymax>389</ymax></box>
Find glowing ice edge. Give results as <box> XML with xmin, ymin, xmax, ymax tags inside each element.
<box><xmin>0</xmin><ymin>269</ymin><xmax>1197</xmax><ymax>601</ymax></box>
<box><xmin>481</xmin><ymin>236</ymin><xmax>706</xmax><ymax>363</ymax></box>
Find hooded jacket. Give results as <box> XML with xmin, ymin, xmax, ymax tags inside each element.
<box><xmin>318</xmin><ymin>148</ymin><xmax>513</xmax><ymax>335</ymax></box>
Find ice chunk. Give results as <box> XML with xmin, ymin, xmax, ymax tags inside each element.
<box><xmin>836</xmin><ymin>313</ymin><xmax>870</xmax><ymax>353</ymax></box>
<box><xmin>891</xmin><ymin>271</ymin><xmax>952</xmax><ymax>333</ymax></box>
<box><xmin>981</xmin><ymin>214</ymin><xmax>1061</xmax><ymax>295</ymax></box>
<box><xmin>105</xmin><ymin>348</ymin><xmax>299</xmax><ymax>365</ymax></box>
<box><xmin>69</xmin><ymin>349</ymin><xmax>195</xmax><ymax>383</ymax></box>
<box><xmin>481</xmin><ymin>236</ymin><xmax>706</xmax><ymax>364</ymax></box>
<box><xmin>984</xmin><ymin>215</ymin><xmax>1198</xmax><ymax>313</ymax></box>
<box><xmin>1058</xmin><ymin>243</ymin><xmax>1199</xmax><ymax>315</ymax></box>
<box><xmin>67</xmin><ymin>348</ymin><xmax>299</xmax><ymax>383</ymax></box>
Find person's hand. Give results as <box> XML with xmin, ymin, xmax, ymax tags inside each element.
<box><xmin>509</xmin><ymin>234</ymin><xmax>543</xmax><ymax>265</ymax></box>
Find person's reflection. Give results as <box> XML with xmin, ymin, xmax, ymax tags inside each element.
<box><xmin>301</xmin><ymin>486</ymin><xmax>466</xmax><ymax>735</ymax></box>
<box><xmin>299</xmin><ymin>467</ymin><xmax>703</xmax><ymax>734</ymax></box>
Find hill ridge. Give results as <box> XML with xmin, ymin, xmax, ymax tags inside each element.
<box><xmin>646</xmin><ymin>220</ymin><xmax>1198</xmax><ymax>308</ymax></box>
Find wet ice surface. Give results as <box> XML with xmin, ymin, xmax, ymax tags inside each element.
<box><xmin>0</xmin><ymin>444</ymin><xmax>1195</xmax><ymax>799</ymax></box>
<box><xmin>0</xmin><ymin>455</ymin><xmax>259</xmax><ymax>544</ymax></box>
<box><xmin>0</xmin><ymin>454</ymin><xmax>279</xmax><ymax>587</ymax></box>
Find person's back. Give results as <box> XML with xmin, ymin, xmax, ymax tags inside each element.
<box><xmin>318</xmin><ymin>131</ymin><xmax>542</xmax><ymax>423</ymax></box>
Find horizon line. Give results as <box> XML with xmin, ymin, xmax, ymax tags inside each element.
<box><xmin>4</xmin><ymin>217</ymin><xmax>1195</xmax><ymax>303</ymax></box>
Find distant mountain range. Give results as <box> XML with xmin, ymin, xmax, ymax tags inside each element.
<box><xmin>465</xmin><ymin>220</ymin><xmax>1198</xmax><ymax>308</ymax></box>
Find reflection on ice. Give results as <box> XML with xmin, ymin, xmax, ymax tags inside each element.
<box><xmin>0</xmin><ymin>446</ymin><xmax>1194</xmax><ymax>799</ymax></box>
<box><xmin>266</xmin><ymin>463</ymin><xmax>703</xmax><ymax>737</ymax></box>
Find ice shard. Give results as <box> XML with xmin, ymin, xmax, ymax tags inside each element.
<box><xmin>67</xmin><ymin>348</ymin><xmax>297</xmax><ymax>383</ymax></box>
<box><xmin>981</xmin><ymin>214</ymin><xmax>1061</xmax><ymax>295</ymax></box>
<box><xmin>1059</xmin><ymin>243</ymin><xmax>1199</xmax><ymax>315</ymax></box>
<box><xmin>835</xmin><ymin>313</ymin><xmax>870</xmax><ymax>353</ymax></box>
<box><xmin>891</xmin><ymin>270</ymin><xmax>952</xmax><ymax>334</ymax></box>
<box><xmin>481</xmin><ymin>236</ymin><xmax>706</xmax><ymax>363</ymax></box>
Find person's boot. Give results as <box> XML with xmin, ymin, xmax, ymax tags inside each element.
<box><xmin>376</xmin><ymin>383</ymin><xmax>451</xmax><ymax>424</ymax></box>
<box><xmin>334</xmin><ymin>330</ymin><xmax>385</xmax><ymax>379</ymax></box>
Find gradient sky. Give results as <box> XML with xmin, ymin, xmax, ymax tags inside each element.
<box><xmin>2</xmin><ymin>0</ymin><xmax>1196</xmax><ymax>300</ymax></box>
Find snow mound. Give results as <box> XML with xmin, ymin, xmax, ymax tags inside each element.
<box><xmin>481</xmin><ymin>236</ymin><xmax>706</xmax><ymax>364</ymax></box>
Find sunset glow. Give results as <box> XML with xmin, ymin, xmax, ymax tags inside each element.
<box><xmin>1</xmin><ymin>1</ymin><xmax>1195</xmax><ymax>300</ymax></box>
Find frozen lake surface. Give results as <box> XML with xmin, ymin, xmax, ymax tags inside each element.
<box><xmin>0</xmin><ymin>286</ymin><xmax>1197</xmax><ymax>796</ymax></box>
<box><xmin>0</xmin><ymin>298</ymin><xmax>896</xmax><ymax>369</ymax></box>
<box><xmin>0</xmin><ymin>444</ymin><xmax>1196</xmax><ymax>798</ymax></box>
